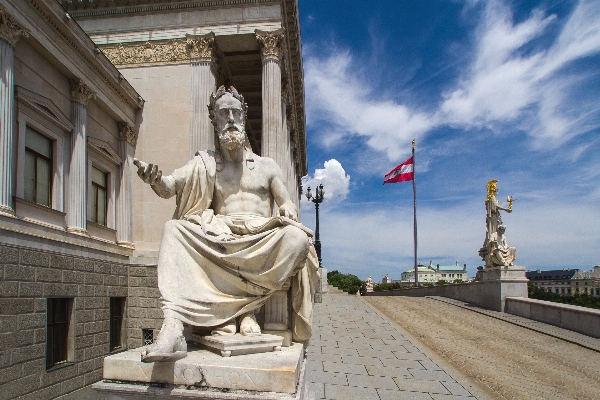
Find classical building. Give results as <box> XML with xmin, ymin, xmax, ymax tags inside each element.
<box><xmin>526</xmin><ymin>266</ymin><xmax>600</xmax><ymax>296</ymax></box>
<box><xmin>400</xmin><ymin>261</ymin><xmax>468</xmax><ymax>284</ymax></box>
<box><xmin>0</xmin><ymin>0</ymin><xmax>142</xmax><ymax>398</ymax></box>
<box><xmin>1</xmin><ymin>0</ymin><xmax>308</xmax><ymax>398</ymax></box>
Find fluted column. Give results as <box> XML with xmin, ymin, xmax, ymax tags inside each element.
<box><xmin>187</xmin><ymin>33</ymin><xmax>217</xmax><ymax>158</ymax></box>
<box><xmin>256</xmin><ymin>29</ymin><xmax>285</xmax><ymax>164</ymax></box>
<box><xmin>0</xmin><ymin>7</ymin><xmax>29</xmax><ymax>216</ymax></box>
<box><xmin>117</xmin><ymin>123</ymin><xmax>137</xmax><ymax>248</ymax></box>
<box><xmin>67</xmin><ymin>79</ymin><xmax>95</xmax><ymax>234</ymax></box>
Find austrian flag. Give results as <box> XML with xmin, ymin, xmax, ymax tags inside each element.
<box><xmin>383</xmin><ymin>156</ymin><xmax>414</xmax><ymax>184</ymax></box>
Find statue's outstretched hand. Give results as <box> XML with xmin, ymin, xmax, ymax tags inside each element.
<box><xmin>279</xmin><ymin>202</ymin><xmax>298</xmax><ymax>222</ymax></box>
<box><xmin>133</xmin><ymin>158</ymin><xmax>162</xmax><ymax>186</ymax></box>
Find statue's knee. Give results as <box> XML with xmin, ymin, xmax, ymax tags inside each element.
<box><xmin>282</xmin><ymin>226</ymin><xmax>309</xmax><ymax>253</ymax></box>
<box><xmin>162</xmin><ymin>219</ymin><xmax>180</xmax><ymax>235</ymax></box>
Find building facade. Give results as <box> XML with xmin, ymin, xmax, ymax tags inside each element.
<box><xmin>526</xmin><ymin>266</ymin><xmax>600</xmax><ymax>296</ymax></box>
<box><xmin>400</xmin><ymin>261</ymin><xmax>468</xmax><ymax>284</ymax></box>
<box><xmin>0</xmin><ymin>0</ymin><xmax>142</xmax><ymax>398</ymax></box>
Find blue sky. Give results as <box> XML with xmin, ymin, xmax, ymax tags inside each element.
<box><xmin>296</xmin><ymin>0</ymin><xmax>600</xmax><ymax>281</ymax></box>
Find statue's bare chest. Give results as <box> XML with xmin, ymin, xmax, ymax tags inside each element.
<box><xmin>214</xmin><ymin>163</ymin><xmax>270</xmax><ymax>200</ymax></box>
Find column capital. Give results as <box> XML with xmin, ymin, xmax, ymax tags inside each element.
<box><xmin>70</xmin><ymin>79</ymin><xmax>96</xmax><ymax>106</ymax></box>
<box><xmin>0</xmin><ymin>6</ymin><xmax>29</xmax><ymax>47</ymax></box>
<box><xmin>186</xmin><ymin>32</ymin><xmax>216</xmax><ymax>63</ymax></box>
<box><xmin>118</xmin><ymin>123</ymin><xmax>138</xmax><ymax>146</ymax></box>
<box><xmin>255</xmin><ymin>28</ymin><xmax>285</xmax><ymax>63</ymax></box>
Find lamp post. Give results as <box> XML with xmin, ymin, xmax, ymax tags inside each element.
<box><xmin>305</xmin><ymin>183</ymin><xmax>324</xmax><ymax>268</ymax></box>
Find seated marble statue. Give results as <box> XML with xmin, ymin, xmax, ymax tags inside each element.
<box><xmin>133</xmin><ymin>86</ymin><xmax>318</xmax><ymax>362</ymax></box>
<box><xmin>488</xmin><ymin>225</ymin><xmax>516</xmax><ymax>267</ymax></box>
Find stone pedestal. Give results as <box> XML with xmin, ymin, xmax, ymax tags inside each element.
<box><xmin>480</xmin><ymin>265</ymin><xmax>528</xmax><ymax>312</ymax></box>
<box><xmin>94</xmin><ymin>343</ymin><xmax>306</xmax><ymax>399</ymax></box>
<box><xmin>321</xmin><ymin>268</ymin><xmax>328</xmax><ymax>293</ymax></box>
<box><xmin>192</xmin><ymin>333</ymin><xmax>282</xmax><ymax>357</ymax></box>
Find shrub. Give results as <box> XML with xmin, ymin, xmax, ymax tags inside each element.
<box><xmin>327</xmin><ymin>270</ymin><xmax>363</xmax><ymax>295</ymax></box>
<box><xmin>528</xmin><ymin>282</ymin><xmax>600</xmax><ymax>310</ymax></box>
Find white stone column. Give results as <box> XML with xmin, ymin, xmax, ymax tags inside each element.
<box><xmin>256</xmin><ymin>29</ymin><xmax>285</xmax><ymax>165</ymax></box>
<box><xmin>67</xmin><ymin>79</ymin><xmax>95</xmax><ymax>235</ymax></box>
<box><xmin>187</xmin><ymin>33</ymin><xmax>217</xmax><ymax>158</ymax></box>
<box><xmin>0</xmin><ymin>7</ymin><xmax>28</xmax><ymax>216</ymax></box>
<box><xmin>117</xmin><ymin>123</ymin><xmax>137</xmax><ymax>248</ymax></box>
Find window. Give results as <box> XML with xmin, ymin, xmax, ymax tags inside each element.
<box><xmin>110</xmin><ymin>297</ymin><xmax>125</xmax><ymax>351</ymax></box>
<box><xmin>568</xmin><ymin>288</ymin><xmax>572</xmax><ymax>294</ymax></box>
<box><xmin>24</xmin><ymin>127</ymin><xmax>52</xmax><ymax>207</ymax></box>
<box><xmin>91</xmin><ymin>166</ymin><xmax>108</xmax><ymax>226</ymax></box>
<box><xmin>142</xmin><ymin>329</ymin><xmax>154</xmax><ymax>346</ymax></box>
<box><xmin>46</xmin><ymin>298</ymin><xmax>72</xmax><ymax>369</ymax></box>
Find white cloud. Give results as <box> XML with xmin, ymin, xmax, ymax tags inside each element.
<box><xmin>301</xmin><ymin>159</ymin><xmax>350</xmax><ymax>207</ymax></box>
<box><xmin>305</xmin><ymin>0</ymin><xmax>600</xmax><ymax>160</ymax></box>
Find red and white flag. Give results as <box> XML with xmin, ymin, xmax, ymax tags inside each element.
<box><xmin>384</xmin><ymin>156</ymin><xmax>414</xmax><ymax>184</ymax></box>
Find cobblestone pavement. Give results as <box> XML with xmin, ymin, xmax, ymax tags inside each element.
<box><xmin>365</xmin><ymin>296</ymin><xmax>600</xmax><ymax>400</ymax></box>
<box><xmin>305</xmin><ymin>293</ymin><xmax>487</xmax><ymax>400</ymax></box>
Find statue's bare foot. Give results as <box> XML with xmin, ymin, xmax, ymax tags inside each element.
<box><xmin>239</xmin><ymin>311</ymin><xmax>261</xmax><ymax>336</ymax></box>
<box><xmin>211</xmin><ymin>320</ymin><xmax>236</xmax><ymax>336</ymax></box>
<box><xmin>141</xmin><ymin>318</ymin><xmax>187</xmax><ymax>363</ymax></box>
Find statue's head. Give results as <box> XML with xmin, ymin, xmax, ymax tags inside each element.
<box><xmin>208</xmin><ymin>86</ymin><xmax>250</xmax><ymax>152</ymax></box>
<box><xmin>485</xmin><ymin>179</ymin><xmax>499</xmax><ymax>202</ymax></box>
<box><xmin>498</xmin><ymin>225</ymin><xmax>506</xmax><ymax>233</ymax></box>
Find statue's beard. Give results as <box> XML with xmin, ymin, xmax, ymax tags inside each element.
<box><xmin>219</xmin><ymin>125</ymin><xmax>245</xmax><ymax>151</ymax></box>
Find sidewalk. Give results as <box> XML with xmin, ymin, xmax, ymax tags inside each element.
<box><xmin>305</xmin><ymin>293</ymin><xmax>486</xmax><ymax>400</ymax></box>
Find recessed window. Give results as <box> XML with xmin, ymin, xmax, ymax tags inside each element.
<box><xmin>46</xmin><ymin>298</ymin><xmax>71</xmax><ymax>369</ymax></box>
<box><xmin>142</xmin><ymin>329</ymin><xmax>154</xmax><ymax>346</ymax></box>
<box><xmin>24</xmin><ymin>127</ymin><xmax>52</xmax><ymax>207</ymax></box>
<box><xmin>90</xmin><ymin>166</ymin><xmax>107</xmax><ymax>226</ymax></box>
<box><xmin>110</xmin><ymin>297</ymin><xmax>125</xmax><ymax>351</ymax></box>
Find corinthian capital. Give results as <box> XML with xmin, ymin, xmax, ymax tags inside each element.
<box><xmin>118</xmin><ymin>123</ymin><xmax>138</xmax><ymax>146</ymax></box>
<box><xmin>70</xmin><ymin>79</ymin><xmax>96</xmax><ymax>106</ymax></box>
<box><xmin>186</xmin><ymin>32</ymin><xmax>216</xmax><ymax>63</ymax></box>
<box><xmin>255</xmin><ymin>28</ymin><xmax>285</xmax><ymax>63</ymax></box>
<box><xmin>0</xmin><ymin>6</ymin><xmax>29</xmax><ymax>47</ymax></box>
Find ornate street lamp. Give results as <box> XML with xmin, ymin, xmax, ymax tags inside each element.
<box><xmin>305</xmin><ymin>183</ymin><xmax>324</xmax><ymax>268</ymax></box>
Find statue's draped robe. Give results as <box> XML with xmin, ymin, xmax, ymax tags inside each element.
<box><xmin>157</xmin><ymin>152</ymin><xmax>319</xmax><ymax>342</ymax></box>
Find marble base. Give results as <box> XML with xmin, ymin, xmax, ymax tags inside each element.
<box><xmin>100</xmin><ymin>343</ymin><xmax>304</xmax><ymax>394</ymax></box>
<box><xmin>481</xmin><ymin>266</ymin><xmax>527</xmax><ymax>281</ymax></box>
<box><xmin>192</xmin><ymin>333</ymin><xmax>283</xmax><ymax>357</ymax></box>
<box><xmin>262</xmin><ymin>329</ymin><xmax>292</xmax><ymax>347</ymax></box>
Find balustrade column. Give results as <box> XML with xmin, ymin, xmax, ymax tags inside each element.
<box><xmin>187</xmin><ymin>33</ymin><xmax>218</xmax><ymax>158</ymax></box>
<box><xmin>117</xmin><ymin>123</ymin><xmax>137</xmax><ymax>247</ymax></box>
<box><xmin>0</xmin><ymin>7</ymin><xmax>28</xmax><ymax>216</ymax></box>
<box><xmin>67</xmin><ymin>79</ymin><xmax>95</xmax><ymax>234</ymax></box>
<box><xmin>256</xmin><ymin>29</ymin><xmax>285</xmax><ymax>165</ymax></box>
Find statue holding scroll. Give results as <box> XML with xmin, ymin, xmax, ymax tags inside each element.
<box><xmin>133</xmin><ymin>86</ymin><xmax>318</xmax><ymax>362</ymax></box>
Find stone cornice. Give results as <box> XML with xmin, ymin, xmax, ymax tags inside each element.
<box><xmin>255</xmin><ymin>28</ymin><xmax>285</xmax><ymax>63</ymax></box>
<box><xmin>118</xmin><ymin>123</ymin><xmax>138</xmax><ymax>146</ymax></box>
<box><xmin>0</xmin><ymin>5</ymin><xmax>30</xmax><ymax>47</ymax></box>
<box><xmin>100</xmin><ymin>39</ymin><xmax>189</xmax><ymax>68</ymax></box>
<box><xmin>70</xmin><ymin>79</ymin><xmax>97</xmax><ymax>106</ymax></box>
<box><xmin>24</xmin><ymin>0</ymin><xmax>142</xmax><ymax>113</ymax></box>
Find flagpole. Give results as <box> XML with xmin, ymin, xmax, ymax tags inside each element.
<box><xmin>412</xmin><ymin>139</ymin><xmax>418</xmax><ymax>287</ymax></box>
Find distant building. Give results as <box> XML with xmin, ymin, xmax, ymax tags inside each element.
<box><xmin>382</xmin><ymin>274</ymin><xmax>392</xmax><ymax>284</ymax></box>
<box><xmin>526</xmin><ymin>266</ymin><xmax>600</xmax><ymax>296</ymax></box>
<box><xmin>400</xmin><ymin>261</ymin><xmax>468</xmax><ymax>283</ymax></box>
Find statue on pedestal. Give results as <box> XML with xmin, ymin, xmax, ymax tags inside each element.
<box><xmin>133</xmin><ymin>86</ymin><xmax>318</xmax><ymax>362</ymax></box>
<box><xmin>478</xmin><ymin>180</ymin><xmax>516</xmax><ymax>268</ymax></box>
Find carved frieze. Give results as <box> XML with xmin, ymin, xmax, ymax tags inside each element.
<box><xmin>100</xmin><ymin>39</ymin><xmax>189</xmax><ymax>67</ymax></box>
<box><xmin>255</xmin><ymin>28</ymin><xmax>285</xmax><ymax>63</ymax></box>
<box><xmin>118</xmin><ymin>122</ymin><xmax>138</xmax><ymax>146</ymax></box>
<box><xmin>70</xmin><ymin>79</ymin><xmax>96</xmax><ymax>106</ymax></box>
<box><xmin>0</xmin><ymin>6</ymin><xmax>29</xmax><ymax>47</ymax></box>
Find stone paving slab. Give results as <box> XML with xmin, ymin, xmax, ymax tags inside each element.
<box><xmin>305</xmin><ymin>293</ymin><xmax>482</xmax><ymax>399</ymax></box>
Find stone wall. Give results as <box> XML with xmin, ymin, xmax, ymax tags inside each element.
<box><xmin>126</xmin><ymin>261</ymin><xmax>162</xmax><ymax>349</ymax></box>
<box><xmin>367</xmin><ymin>280</ymin><xmax>528</xmax><ymax>312</ymax></box>
<box><xmin>0</xmin><ymin>244</ymin><xmax>128</xmax><ymax>399</ymax></box>
<box><xmin>505</xmin><ymin>297</ymin><xmax>600</xmax><ymax>338</ymax></box>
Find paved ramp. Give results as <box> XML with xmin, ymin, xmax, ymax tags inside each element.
<box><xmin>306</xmin><ymin>293</ymin><xmax>487</xmax><ymax>399</ymax></box>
